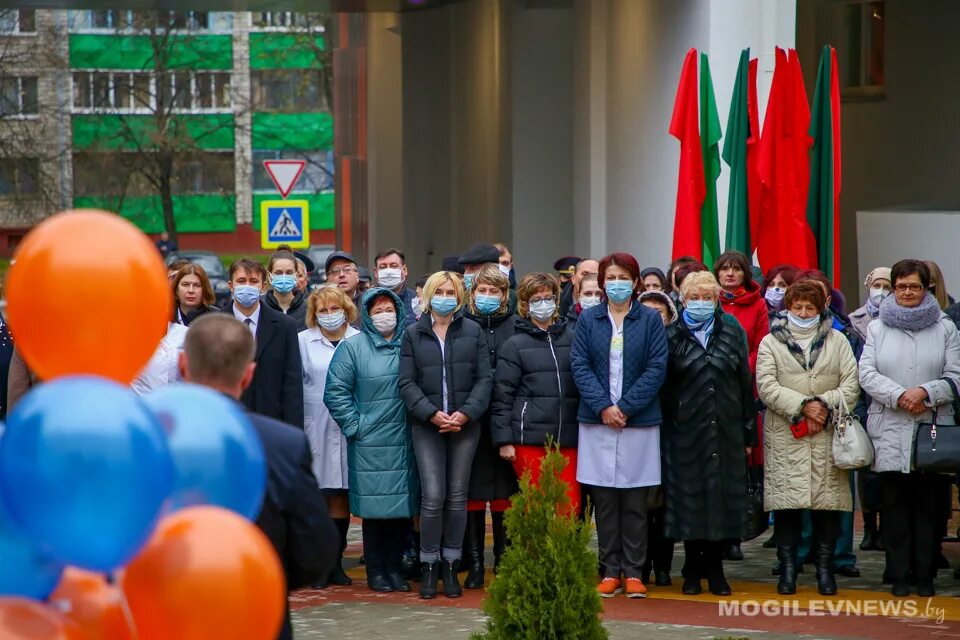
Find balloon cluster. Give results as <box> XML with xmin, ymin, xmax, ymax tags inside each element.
<box><xmin>0</xmin><ymin>211</ymin><xmax>283</xmax><ymax>639</ymax></box>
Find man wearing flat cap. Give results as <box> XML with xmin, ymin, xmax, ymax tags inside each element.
<box><xmin>459</xmin><ymin>243</ymin><xmax>502</xmax><ymax>292</ymax></box>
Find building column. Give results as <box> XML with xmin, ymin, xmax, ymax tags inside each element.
<box><xmin>232</xmin><ymin>12</ymin><xmax>253</xmax><ymax>227</ymax></box>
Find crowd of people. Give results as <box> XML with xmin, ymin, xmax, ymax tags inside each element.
<box><xmin>11</xmin><ymin>240</ymin><xmax>958</xmax><ymax>611</ymax></box>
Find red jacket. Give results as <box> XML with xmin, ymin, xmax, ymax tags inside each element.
<box><xmin>718</xmin><ymin>280</ymin><xmax>769</xmax><ymax>375</ymax></box>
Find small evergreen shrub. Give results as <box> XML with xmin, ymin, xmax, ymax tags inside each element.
<box><xmin>472</xmin><ymin>442</ymin><xmax>608</xmax><ymax>640</ymax></box>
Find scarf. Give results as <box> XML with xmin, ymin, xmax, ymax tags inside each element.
<box><xmin>865</xmin><ymin>296</ymin><xmax>881</xmax><ymax>318</ymax></box>
<box><xmin>682</xmin><ymin>309</ymin><xmax>716</xmax><ymax>348</ymax></box>
<box><xmin>720</xmin><ymin>287</ymin><xmax>747</xmax><ymax>302</ymax></box>
<box><xmin>770</xmin><ymin>311</ymin><xmax>832</xmax><ymax>370</ymax></box>
<box><xmin>879</xmin><ymin>292</ymin><xmax>941</xmax><ymax>331</ymax></box>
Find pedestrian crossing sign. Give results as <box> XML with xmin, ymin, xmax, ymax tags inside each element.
<box><xmin>260</xmin><ymin>199</ymin><xmax>310</xmax><ymax>249</ymax></box>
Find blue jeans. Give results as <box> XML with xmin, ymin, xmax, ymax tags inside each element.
<box><xmin>412</xmin><ymin>422</ymin><xmax>481</xmax><ymax>563</ymax></box>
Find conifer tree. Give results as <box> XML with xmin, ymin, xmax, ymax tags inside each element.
<box><xmin>473</xmin><ymin>443</ymin><xmax>608</xmax><ymax>640</ymax></box>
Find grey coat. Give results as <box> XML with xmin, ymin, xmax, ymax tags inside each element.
<box><xmin>859</xmin><ymin>315</ymin><xmax>960</xmax><ymax>473</ymax></box>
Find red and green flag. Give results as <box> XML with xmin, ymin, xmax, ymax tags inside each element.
<box><xmin>756</xmin><ymin>48</ymin><xmax>817</xmax><ymax>272</ymax></box>
<box><xmin>670</xmin><ymin>48</ymin><xmax>705</xmax><ymax>261</ymax></box>
<box><xmin>806</xmin><ymin>45</ymin><xmax>842</xmax><ymax>285</ymax></box>
<box><xmin>722</xmin><ymin>48</ymin><xmax>761</xmax><ymax>256</ymax></box>
<box><xmin>699</xmin><ymin>52</ymin><xmax>722</xmax><ymax>267</ymax></box>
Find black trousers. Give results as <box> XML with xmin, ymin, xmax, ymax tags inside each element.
<box><xmin>591</xmin><ymin>486</ymin><xmax>650</xmax><ymax>579</ymax></box>
<box><xmin>362</xmin><ymin>518</ymin><xmax>408</xmax><ymax>577</ymax></box>
<box><xmin>880</xmin><ymin>471</ymin><xmax>938</xmax><ymax>585</ymax></box>
<box><xmin>681</xmin><ymin>540</ymin><xmax>725</xmax><ymax>580</ymax></box>
<box><xmin>775</xmin><ymin>509</ymin><xmax>841</xmax><ymax>547</ymax></box>
<box><xmin>642</xmin><ymin>506</ymin><xmax>674</xmax><ymax>576</ymax></box>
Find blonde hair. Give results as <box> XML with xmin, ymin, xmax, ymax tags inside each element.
<box><xmin>680</xmin><ymin>270</ymin><xmax>721</xmax><ymax>299</ymax></box>
<box><xmin>305</xmin><ymin>285</ymin><xmax>358</xmax><ymax>329</ymax></box>
<box><xmin>925</xmin><ymin>260</ymin><xmax>950</xmax><ymax>310</ymax></box>
<box><xmin>516</xmin><ymin>272</ymin><xmax>560</xmax><ymax>322</ymax></box>
<box><xmin>422</xmin><ymin>271</ymin><xmax>466</xmax><ymax>315</ymax></box>
<box><xmin>468</xmin><ymin>264</ymin><xmax>509</xmax><ymax>315</ymax></box>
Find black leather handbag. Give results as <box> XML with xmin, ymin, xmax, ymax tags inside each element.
<box><xmin>912</xmin><ymin>378</ymin><xmax>960</xmax><ymax>473</ymax></box>
<box><xmin>741</xmin><ymin>465</ymin><xmax>768</xmax><ymax>542</ymax></box>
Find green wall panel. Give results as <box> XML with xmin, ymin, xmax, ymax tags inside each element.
<box><xmin>249</xmin><ymin>33</ymin><xmax>326</xmax><ymax>70</ymax></box>
<box><xmin>70</xmin><ymin>34</ymin><xmax>233</xmax><ymax>70</ymax></box>
<box><xmin>73</xmin><ymin>114</ymin><xmax>235</xmax><ymax>151</ymax></box>
<box><xmin>252</xmin><ymin>113</ymin><xmax>333</xmax><ymax>150</ymax></box>
<box><xmin>73</xmin><ymin>194</ymin><xmax>237</xmax><ymax>234</ymax></box>
<box><xmin>252</xmin><ymin>193</ymin><xmax>334</xmax><ymax>231</ymax></box>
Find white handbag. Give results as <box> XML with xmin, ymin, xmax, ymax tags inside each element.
<box><xmin>832</xmin><ymin>397</ymin><xmax>874</xmax><ymax>469</ymax></box>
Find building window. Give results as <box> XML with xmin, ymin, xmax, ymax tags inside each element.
<box><xmin>252</xmin><ymin>12</ymin><xmax>315</xmax><ymax>29</ymax></box>
<box><xmin>251</xmin><ymin>70</ymin><xmax>323</xmax><ymax>113</ymax></box>
<box><xmin>174</xmin><ymin>152</ymin><xmax>234</xmax><ymax>194</ymax></box>
<box><xmin>73</xmin><ymin>71</ymin><xmax>230</xmax><ymax>113</ymax></box>
<box><xmin>71</xmin><ymin>10</ymin><xmax>229</xmax><ymax>32</ymax></box>
<box><xmin>253</xmin><ymin>150</ymin><xmax>333</xmax><ymax>193</ymax></box>
<box><xmin>0</xmin><ymin>10</ymin><xmax>36</xmax><ymax>34</ymax></box>
<box><xmin>73</xmin><ymin>152</ymin><xmax>234</xmax><ymax>196</ymax></box>
<box><xmin>0</xmin><ymin>158</ymin><xmax>39</xmax><ymax>197</ymax></box>
<box><xmin>838</xmin><ymin>1</ymin><xmax>884</xmax><ymax>95</ymax></box>
<box><xmin>165</xmin><ymin>11</ymin><xmax>209</xmax><ymax>30</ymax></box>
<box><xmin>0</xmin><ymin>77</ymin><xmax>38</xmax><ymax>116</ymax></box>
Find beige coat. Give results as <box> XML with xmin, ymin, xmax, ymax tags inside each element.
<box><xmin>757</xmin><ymin>327</ymin><xmax>860</xmax><ymax>511</ymax></box>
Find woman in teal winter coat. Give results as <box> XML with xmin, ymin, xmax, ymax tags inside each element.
<box><xmin>324</xmin><ymin>287</ymin><xmax>419</xmax><ymax>593</ymax></box>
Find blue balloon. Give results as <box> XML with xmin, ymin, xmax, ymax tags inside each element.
<box><xmin>0</xmin><ymin>376</ymin><xmax>174</xmax><ymax>572</ymax></box>
<box><xmin>0</xmin><ymin>424</ymin><xmax>65</xmax><ymax>599</ymax></box>
<box><xmin>143</xmin><ymin>384</ymin><xmax>266</xmax><ymax>520</ymax></box>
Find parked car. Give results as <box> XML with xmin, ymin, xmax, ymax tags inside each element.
<box><xmin>165</xmin><ymin>251</ymin><xmax>232</xmax><ymax>307</ymax></box>
<box><xmin>305</xmin><ymin>244</ymin><xmax>336</xmax><ymax>290</ymax></box>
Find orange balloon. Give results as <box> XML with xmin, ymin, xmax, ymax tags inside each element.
<box><xmin>6</xmin><ymin>209</ymin><xmax>171</xmax><ymax>383</ymax></box>
<box><xmin>0</xmin><ymin>597</ymin><xmax>82</xmax><ymax>639</ymax></box>
<box><xmin>50</xmin><ymin>569</ymin><xmax>135</xmax><ymax>640</ymax></box>
<box><xmin>121</xmin><ymin>506</ymin><xmax>284</xmax><ymax>640</ymax></box>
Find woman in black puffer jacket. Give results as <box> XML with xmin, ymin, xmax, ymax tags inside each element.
<box><xmin>399</xmin><ymin>271</ymin><xmax>493</xmax><ymax>599</ymax></box>
<box><xmin>462</xmin><ymin>265</ymin><xmax>518</xmax><ymax>589</ymax></box>
<box><xmin>491</xmin><ymin>272</ymin><xmax>581</xmax><ymax>512</ymax></box>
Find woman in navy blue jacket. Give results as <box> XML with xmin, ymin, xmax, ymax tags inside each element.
<box><xmin>571</xmin><ymin>252</ymin><xmax>668</xmax><ymax>599</ymax></box>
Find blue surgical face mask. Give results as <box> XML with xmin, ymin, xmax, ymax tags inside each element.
<box><xmin>787</xmin><ymin>312</ymin><xmax>820</xmax><ymax>329</ymax></box>
<box><xmin>529</xmin><ymin>299</ymin><xmax>557</xmax><ymax>322</ymax></box>
<box><xmin>431</xmin><ymin>295</ymin><xmax>457</xmax><ymax>316</ymax></box>
<box><xmin>233</xmin><ymin>284</ymin><xmax>261</xmax><ymax>308</ymax></box>
<box><xmin>271</xmin><ymin>274</ymin><xmax>296</xmax><ymax>294</ymax></box>
<box><xmin>605</xmin><ymin>280</ymin><xmax>634</xmax><ymax>304</ymax></box>
<box><xmin>317</xmin><ymin>311</ymin><xmax>345</xmax><ymax>331</ymax></box>
<box><xmin>684</xmin><ymin>300</ymin><xmax>716</xmax><ymax>322</ymax></box>
<box><xmin>475</xmin><ymin>294</ymin><xmax>501</xmax><ymax>315</ymax></box>
<box><xmin>463</xmin><ymin>274</ymin><xmax>474</xmax><ymax>290</ymax></box>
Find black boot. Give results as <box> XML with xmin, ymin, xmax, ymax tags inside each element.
<box><xmin>420</xmin><ymin>561</ymin><xmax>439</xmax><ymax>599</ymax></box>
<box><xmin>464</xmin><ymin>511</ymin><xmax>486</xmax><ymax>589</ymax></box>
<box><xmin>776</xmin><ymin>544</ymin><xmax>798</xmax><ymax>595</ymax></box>
<box><xmin>724</xmin><ymin>542</ymin><xmax>744</xmax><ymax>561</ymax></box>
<box><xmin>402</xmin><ymin>529</ymin><xmax>421</xmax><ymax>581</ymax></box>
<box><xmin>440</xmin><ymin>560</ymin><xmax>462</xmax><ymax>598</ymax></box>
<box><xmin>859</xmin><ymin>512</ymin><xmax>880</xmax><ymax>551</ymax></box>
<box><xmin>491</xmin><ymin>510</ymin><xmax>507</xmax><ymax>573</ymax></box>
<box><xmin>762</xmin><ymin>529</ymin><xmax>777</xmax><ymax>549</ymax></box>
<box><xmin>681</xmin><ymin>541</ymin><xmax>702</xmax><ymax>595</ymax></box>
<box><xmin>327</xmin><ymin>518</ymin><xmax>353</xmax><ymax>586</ymax></box>
<box><xmin>815</xmin><ymin>542</ymin><xmax>837</xmax><ymax>596</ymax></box>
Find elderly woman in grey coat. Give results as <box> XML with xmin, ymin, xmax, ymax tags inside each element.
<box><xmin>859</xmin><ymin>259</ymin><xmax>960</xmax><ymax>599</ymax></box>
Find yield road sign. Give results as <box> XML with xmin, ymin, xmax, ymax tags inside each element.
<box><xmin>263</xmin><ymin>160</ymin><xmax>305</xmax><ymax>199</ymax></box>
<box><xmin>260</xmin><ymin>199</ymin><xmax>310</xmax><ymax>249</ymax></box>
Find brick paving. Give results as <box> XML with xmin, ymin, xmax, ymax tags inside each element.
<box><xmin>290</xmin><ymin>515</ymin><xmax>960</xmax><ymax>639</ymax></box>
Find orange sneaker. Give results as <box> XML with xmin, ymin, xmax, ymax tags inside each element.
<box><xmin>625</xmin><ymin>577</ymin><xmax>647</xmax><ymax>599</ymax></box>
<box><xmin>597</xmin><ymin>577</ymin><xmax>622</xmax><ymax>598</ymax></box>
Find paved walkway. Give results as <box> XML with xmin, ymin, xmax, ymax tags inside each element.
<box><xmin>290</xmin><ymin>516</ymin><xmax>960</xmax><ymax>639</ymax></box>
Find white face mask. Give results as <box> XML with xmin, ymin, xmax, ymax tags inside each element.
<box><xmin>378</xmin><ymin>268</ymin><xmax>403</xmax><ymax>289</ymax></box>
<box><xmin>411</xmin><ymin>297</ymin><xmax>422</xmax><ymax>317</ymax></box>
<box><xmin>498</xmin><ymin>264</ymin><xmax>511</xmax><ymax>278</ymax></box>
<box><xmin>371</xmin><ymin>312</ymin><xmax>397</xmax><ymax>336</ymax></box>
<box><xmin>869</xmin><ymin>287</ymin><xmax>890</xmax><ymax>306</ymax></box>
<box><xmin>316</xmin><ymin>311</ymin><xmax>345</xmax><ymax>331</ymax></box>
<box><xmin>579</xmin><ymin>295</ymin><xmax>601</xmax><ymax>310</ymax></box>
<box><xmin>787</xmin><ymin>312</ymin><xmax>820</xmax><ymax>329</ymax></box>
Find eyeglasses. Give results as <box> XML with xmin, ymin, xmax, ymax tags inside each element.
<box><xmin>328</xmin><ymin>266</ymin><xmax>357</xmax><ymax>276</ymax></box>
<box><xmin>895</xmin><ymin>283</ymin><xmax>924</xmax><ymax>293</ymax></box>
<box><xmin>529</xmin><ymin>296</ymin><xmax>556</xmax><ymax>304</ymax></box>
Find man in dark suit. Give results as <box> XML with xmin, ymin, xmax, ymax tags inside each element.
<box><xmin>179</xmin><ymin>313</ymin><xmax>337</xmax><ymax>640</ymax></box>
<box><xmin>227</xmin><ymin>258</ymin><xmax>304</xmax><ymax>428</ymax></box>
